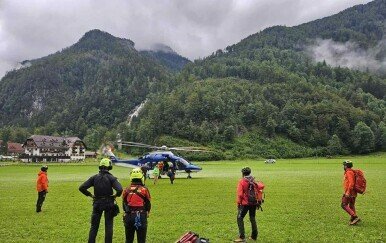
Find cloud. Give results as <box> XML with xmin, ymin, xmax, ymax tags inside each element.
<box><xmin>307</xmin><ymin>39</ymin><xmax>386</xmax><ymax>73</ymax></box>
<box><xmin>0</xmin><ymin>0</ymin><xmax>373</xmax><ymax>79</ymax></box>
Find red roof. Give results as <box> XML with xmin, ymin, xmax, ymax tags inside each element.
<box><xmin>7</xmin><ymin>142</ymin><xmax>24</xmax><ymax>154</ymax></box>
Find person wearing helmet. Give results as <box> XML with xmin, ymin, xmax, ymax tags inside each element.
<box><xmin>79</xmin><ymin>158</ymin><xmax>123</xmax><ymax>243</ymax></box>
<box><xmin>234</xmin><ymin>167</ymin><xmax>258</xmax><ymax>242</ymax></box>
<box><xmin>122</xmin><ymin>168</ymin><xmax>151</xmax><ymax>243</ymax></box>
<box><xmin>342</xmin><ymin>160</ymin><xmax>361</xmax><ymax>225</ymax></box>
<box><xmin>36</xmin><ymin>165</ymin><xmax>48</xmax><ymax>213</ymax></box>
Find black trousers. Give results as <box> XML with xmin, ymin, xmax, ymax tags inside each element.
<box><xmin>237</xmin><ymin>205</ymin><xmax>258</xmax><ymax>240</ymax></box>
<box><xmin>88</xmin><ymin>200</ymin><xmax>115</xmax><ymax>243</ymax></box>
<box><xmin>123</xmin><ymin>212</ymin><xmax>148</xmax><ymax>243</ymax></box>
<box><xmin>36</xmin><ymin>191</ymin><xmax>47</xmax><ymax>212</ymax></box>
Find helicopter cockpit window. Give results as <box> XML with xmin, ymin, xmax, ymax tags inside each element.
<box><xmin>175</xmin><ymin>159</ymin><xmax>188</xmax><ymax>170</ymax></box>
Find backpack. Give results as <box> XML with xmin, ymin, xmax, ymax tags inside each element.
<box><xmin>246</xmin><ymin>178</ymin><xmax>265</xmax><ymax>209</ymax></box>
<box><xmin>353</xmin><ymin>169</ymin><xmax>366</xmax><ymax>194</ymax></box>
<box><xmin>123</xmin><ymin>186</ymin><xmax>147</xmax><ymax>212</ymax></box>
<box><xmin>175</xmin><ymin>231</ymin><xmax>210</xmax><ymax>243</ymax></box>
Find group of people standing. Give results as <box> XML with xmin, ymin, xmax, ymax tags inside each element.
<box><xmin>142</xmin><ymin>161</ymin><xmax>176</xmax><ymax>185</ymax></box>
<box><xmin>35</xmin><ymin>158</ymin><xmax>363</xmax><ymax>243</ymax></box>
<box><xmin>78</xmin><ymin>158</ymin><xmax>151</xmax><ymax>243</ymax></box>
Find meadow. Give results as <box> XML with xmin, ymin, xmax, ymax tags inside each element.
<box><xmin>0</xmin><ymin>154</ymin><xmax>385</xmax><ymax>243</ymax></box>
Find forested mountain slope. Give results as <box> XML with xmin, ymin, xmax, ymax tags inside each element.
<box><xmin>124</xmin><ymin>0</ymin><xmax>386</xmax><ymax>158</ymax></box>
<box><xmin>140</xmin><ymin>43</ymin><xmax>191</xmax><ymax>73</ymax></box>
<box><xmin>0</xmin><ymin>30</ymin><xmax>173</xmax><ymax>141</ymax></box>
<box><xmin>1</xmin><ymin>1</ymin><xmax>385</xmax><ymax>159</ymax></box>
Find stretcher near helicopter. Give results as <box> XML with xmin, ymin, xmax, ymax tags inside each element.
<box><xmin>104</xmin><ymin>141</ymin><xmax>207</xmax><ymax>178</ymax></box>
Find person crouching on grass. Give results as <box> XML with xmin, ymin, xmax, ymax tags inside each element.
<box><xmin>342</xmin><ymin>160</ymin><xmax>361</xmax><ymax>225</ymax></box>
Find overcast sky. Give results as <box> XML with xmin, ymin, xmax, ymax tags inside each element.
<box><xmin>0</xmin><ymin>0</ymin><xmax>373</xmax><ymax>79</ymax></box>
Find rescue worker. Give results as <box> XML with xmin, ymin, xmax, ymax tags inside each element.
<box><xmin>153</xmin><ymin>164</ymin><xmax>159</xmax><ymax>185</ymax></box>
<box><xmin>140</xmin><ymin>164</ymin><xmax>148</xmax><ymax>183</ymax></box>
<box><xmin>342</xmin><ymin>160</ymin><xmax>361</xmax><ymax>225</ymax></box>
<box><xmin>36</xmin><ymin>165</ymin><xmax>49</xmax><ymax>213</ymax></box>
<box><xmin>122</xmin><ymin>168</ymin><xmax>151</xmax><ymax>243</ymax></box>
<box><xmin>79</xmin><ymin>158</ymin><xmax>123</xmax><ymax>243</ymax></box>
<box><xmin>167</xmin><ymin>163</ymin><xmax>176</xmax><ymax>184</ymax></box>
<box><xmin>234</xmin><ymin>167</ymin><xmax>258</xmax><ymax>242</ymax></box>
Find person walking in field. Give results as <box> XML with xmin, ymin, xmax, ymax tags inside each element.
<box><xmin>341</xmin><ymin>160</ymin><xmax>361</xmax><ymax>225</ymax></box>
<box><xmin>167</xmin><ymin>163</ymin><xmax>176</xmax><ymax>184</ymax></box>
<box><xmin>140</xmin><ymin>164</ymin><xmax>149</xmax><ymax>183</ymax></box>
<box><xmin>36</xmin><ymin>165</ymin><xmax>49</xmax><ymax>213</ymax></box>
<box><xmin>79</xmin><ymin>158</ymin><xmax>123</xmax><ymax>243</ymax></box>
<box><xmin>122</xmin><ymin>168</ymin><xmax>151</xmax><ymax>243</ymax></box>
<box><xmin>234</xmin><ymin>167</ymin><xmax>259</xmax><ymax>242</ymax></box>
<box><xmin>153</xmin><ymin>164</ymin><xmax>160</xmax><ymax>184</ymax></box>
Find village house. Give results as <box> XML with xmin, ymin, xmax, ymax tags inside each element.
<box><xmin>7</xmin><ymin>142</ymin><xmax>24</xmax><ymax>158</ymax></box>
<box><xmin>21</xmin><ymin>135</ymin><xmax>87</xmax><ymax>162</ymax></box>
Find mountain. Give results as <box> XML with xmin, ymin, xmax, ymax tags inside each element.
<box><xmin>0</xmin><ymin>29</ymin><xmax>173</xmax><ymax>146</ymax></box>
<box><xmin>1</xmin><ymin>1</ymin><xmax>386</xmax><ymax>158</ymax></box>
<box><xmin>140</xmin><ymin>43</ymin><xmax>191</xmax><ymax>73</ymax></box>
<box><xmin>125</xmin><ymin>0</ymin><xmax>386</xmax><ymax>158</ymax></box>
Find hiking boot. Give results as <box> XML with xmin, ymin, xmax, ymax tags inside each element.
<box><xmin>248</xmin><ymin>236</ymin><xmax>257</xmax><ymax>241</ymax></box>
<box><xmin>234</xmin><ymin>237</ymin><xmax>246</xmax><ymax>242</ymax></box>
<box><xmin>350</xmin><ymin>217</ymin><xmax>361</xmax><ymax>225</ymax></box>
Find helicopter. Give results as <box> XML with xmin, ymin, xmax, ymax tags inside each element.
<box><xmin>104</xmin><ymin>141</ymin><xmax>207</xmax><ymax>178</ymax></box>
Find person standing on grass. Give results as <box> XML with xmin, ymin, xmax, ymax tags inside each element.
<box><xmin>234</xmin><ymin>167</ymin><xmax>258</xmax><ymax>242</ymax></box>
<box><xmin>342</xmin><ymin>160</ymin><xmax>361</xmax><ymax>225</ymax></box>
<box><xmin>140</xmin><ymin>164</ymin><xmax>148</xmax><ymax>183</ymax></box>
<box><xmin>167</xmin><ymin>164</ymin><xmax>176</xmax><ymax>184</ymax></box>
<box><xmin>36</xmin><ymin>165</ymin><xmax>48</xmax><ymax>213</ymax></box>
<box><xmin>122</xmin><ymin>168</ymin><xmax>151</xmax><ymax>243</ymax></box>
<box><xmin>79</xmin><ymin>158</ymin><xmax>123</xmax><ymax>243</ymax></box>
<box><xmin>153</xmin><ymin>164</ymin><xmax>159</xmax><ymax>184</ymax></box>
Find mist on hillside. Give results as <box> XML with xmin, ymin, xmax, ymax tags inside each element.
<box><xmin>307</xmin><ymin>38</ymin><xmax>386</xmax><ymax>75</ymax></box>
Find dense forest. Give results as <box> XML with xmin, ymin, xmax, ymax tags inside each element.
<box><xmin>0</xmin><ymin>0</ymin><xmax>385</xmax><ymax>159</ymax></box>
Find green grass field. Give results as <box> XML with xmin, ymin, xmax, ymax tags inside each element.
<box><xmin>0</xmin><ymin>154</ymin><xmax>385</xmax><ymax>243</ymax></box>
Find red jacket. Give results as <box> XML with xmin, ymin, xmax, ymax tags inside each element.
<box><xmin>343</xmin><ymin>168</ymin><xmax>357</xmax><ymax>197</ymax></box>
<box><xmin>237</xmin><ymin>176</ymin><xmax>254</xmax><ymax>206</ymax></box>
<box><xmin>122</xmin><ymin>183</ymin><xmax>151</xmax><ymax>212</ymax></box>
<box><xmin>36</xmin><ymin>171</ymin><xmax>48</xmax><ymax>192</ymax></box>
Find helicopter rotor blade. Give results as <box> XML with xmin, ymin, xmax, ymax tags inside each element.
<box><xmin>120</xmin><ymin>141</ymin><xmax>154</xmax><ymax>147</ymax></box>
<box><xmin>168</xmin><ymin>147</ymin><xmax>210</xmax><ymax>152</ymax></box>
<box><xmin>119</xmin><ymin>141</ymin><xmax>161</xmax><ymax>149</ymax></box>
<box><xmin>118</xmin><ymin>141</ymin><xmax>211</xmax><ymax>152</ymax></box>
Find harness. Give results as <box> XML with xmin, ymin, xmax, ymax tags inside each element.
<box><xmin>124</xmin><ymin>185</ymin><xmax>147</xmax><ymax>230</ymax></box>
<box><xmin>124</xmin><ymin>185</ymin><xmax>147</xmax><ymax>213</ymax></box>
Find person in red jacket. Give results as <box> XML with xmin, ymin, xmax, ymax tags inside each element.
<box><xmin>342</xmin><ymin>161</ymin><xmax>361</xmax><ymax>225</ymax></box>
<box><xmin>36</xmin><ymin>165</ymin><xmax>48</xmax><ymax>213</ymax></box>
<box><xmin>122</xmin><ymin>168</ymin><xmax>151</xmax><ymax>243</ymax></box>
<box><xmin>234</xmin><ymin>167</ymin><xmax>258</xmax><ymax>242</ymax></box>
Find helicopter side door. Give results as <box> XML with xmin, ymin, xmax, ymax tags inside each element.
<box><xmin>174</xmin><ymin>160</ymin><xmax>187</xmax><ymax>171</ymax></box>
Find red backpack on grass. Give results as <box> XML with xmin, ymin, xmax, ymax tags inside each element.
<box><xmin>353</xmin><ymin>169</ymin><xmax>366</xmax><ymax>194</ymax></box>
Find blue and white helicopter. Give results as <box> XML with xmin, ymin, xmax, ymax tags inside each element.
<box><xmin>104</xmin><ymin>141</ymin><xmax>205</xmax><ymax>178</ymax></box>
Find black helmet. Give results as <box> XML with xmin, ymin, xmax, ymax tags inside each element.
<box><xmin>241</xmin><ymin>167</ymin><xmax>251</xmax><ymax>175</ymax></box>
<box><xmin>343</xmin><ymin>160</ymin><xmax>353</xmax><ymax>168</ymax></box>
<box><xmin>41</xmin><ymin>165</ymin><xmax>48</xmax><ymax>172</ymax></box>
